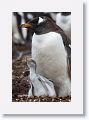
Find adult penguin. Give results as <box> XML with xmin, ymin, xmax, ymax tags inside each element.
<box><xmin>21</xmin><ymin>16</ymin><xmax>71</xmax><ymax>97</ymax></box>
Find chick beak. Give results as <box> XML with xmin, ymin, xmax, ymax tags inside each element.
<box><xmin>21</xmin><ymin>23</ymin><xmax>33</xmax><ymax>29</ymax></box>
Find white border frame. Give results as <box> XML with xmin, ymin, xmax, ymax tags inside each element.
<box><xmin>0</xmin><ymin>0</ymin><xmax>83</xmax><ymax>114</ymax></box>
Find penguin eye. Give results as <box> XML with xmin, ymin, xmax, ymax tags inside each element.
<box><xmin>31</xmin><ymin>17</ymin><xmax>39</xmax><ymax>25</ymax></box>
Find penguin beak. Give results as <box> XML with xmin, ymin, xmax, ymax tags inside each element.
<box><xmin>21</xmin><ymin>17</ymin><xmax>39</xmax><ymax>29</ymax></box>
<box><xmin>21</xmin><ymin>23</ymin><xmax>33</xmax><ymax>29</ymax></box>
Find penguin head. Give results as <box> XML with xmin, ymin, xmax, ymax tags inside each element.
<box><xmin>21</xmin><ymin>16</ymin><xmax>55</xmax><ymax>34</ymax></box>
<box><xmin>61</xmin><ymin>12</ymin><xmax>71</xmax><ymax>16</ymax></box>
<box><xmin>21</xmin><ymin>17</ymin><xmax>39</xmax><ymax>30</ymax></box>
<box><xmin>27</xmin><ymin>59</ymin><xmax>37</xmax><ymax>71</ymax></box>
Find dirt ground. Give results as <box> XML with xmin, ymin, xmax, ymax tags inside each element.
<box><xmin>12</xmin><ymin>43</ymin><xmax>71</xmax><ymax>102</ymax></box>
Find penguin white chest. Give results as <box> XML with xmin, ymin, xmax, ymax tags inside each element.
<box><xmin>32</xmin><ymin>32</ymin><xmax>68</xmax><ymax>81</ymax></box>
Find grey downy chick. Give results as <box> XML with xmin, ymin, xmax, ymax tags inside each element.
<box><xmin>27</xmin><ymin>59</ymin><xmax>56</xmax><ymax>97</ymax></box>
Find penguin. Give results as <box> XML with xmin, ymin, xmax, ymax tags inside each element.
<box><xmin>27</xmin><ymin>59</ymin><xmax>56</xmax><ymax>97</ymax></box>
<box><xmin>12</xmin><ymin>12</ymin><xmax>26</xmax><ymax>44</ymax></box>
<box><xmin>17</xmin><ymin>12</ymin><xmax>27</xmax><ymax>41</ymax></box>
<box><xmin>27</xmin><ymin>82</ymin><xmax>33</xmax><ymax>97</ymax></box>
<box><xmin>56</xmin><ymin>12</ymin><xmax>71</xmax><ymax>40</ymax></box>
<box><xmin>21</xmin><ymin>16</ymin><xmax>71</xmax><ymax>97</ymax></box>
<box><xmin>27</xmin><ymin>59</ymin><xmax>47</xmax><ymax>97</ymax></box>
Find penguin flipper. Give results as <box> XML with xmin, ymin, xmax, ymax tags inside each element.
<box><xmin>67</xmin><ymin>55</ymin><xmax>71</xmax><ymax>79</ymax></box>
<box><xmin>65</xmin><ymin>45</ymin><xmax>71</xmax><ymax>79</ymax></box>
<box><xmin>38</xmin><ymin>75</ymin><xmax>56</xmax><ymax>97</ymax></box>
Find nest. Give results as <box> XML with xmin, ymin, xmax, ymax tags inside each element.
<box><xmin>12</xmin><ymin>55</ymin><xmax>71</xmax><ymax>102</ymax></box>
<box><xmin>13</xmin><ymin>95</ymin><xmax>71</xmax><ymax>102</ymax></box>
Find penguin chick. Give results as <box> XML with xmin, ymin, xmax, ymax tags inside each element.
<box><xmin>27</xmin><ymin>59</ymin><xmax>47</xmax><ymax>97</ymax></box>
<box><xmin>27</xmin><ymin>59</ymin><xmax>56</xmax><ymax>97</ymax></box>
<box><xmin>38</xmin><ymin>75</ymin><xmax>56</xmax><ymax>97</ymax></box>
<box><xmin>28</xmin><ymin>82</ymin><xmax>33</xmax><ymax>96</ymax></box>
<box><xmin>21</xmin><ymin>16</ymin><xmax>71</xmax><ymax>97</ymax></box>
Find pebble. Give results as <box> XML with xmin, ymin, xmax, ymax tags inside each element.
<box><xmin>13</xmin><ymin>95</ymin><xmax>71</xmax><ymax>102</ymax></box>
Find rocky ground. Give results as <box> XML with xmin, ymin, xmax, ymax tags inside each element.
<box><xmin>12</xmin><ymin>43</ymin><xmax>71</xmax><ymax>102</ymax></box>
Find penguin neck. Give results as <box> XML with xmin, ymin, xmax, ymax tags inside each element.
<box><xmin>30</xmin><ymin>67</ymin><xmax>37</xmax><ymax>79</ymax></box>
<box><xmin>34</xmin><ymin>22</ymin><xmax>71</xmax><ymax>45</ymax></box>
<box><xmin>34</xmin><ymin>20</ymin><xmax>57</xmax><ymax>35</ymax></box>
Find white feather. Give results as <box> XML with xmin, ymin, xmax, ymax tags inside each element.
<box><xmin>32</xmin><ymin>32</ymin><xmax>71</xmax><ymax>97</ymax></box>
<box><xmin>39</xmin><ymin>75</ymin><xmax>56</xmax><ymax>97</ymax></box>
<box><xmin>38</xmin><ymin>17</ymin><xmax>44</xmax><ymax>24</ymax></box>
